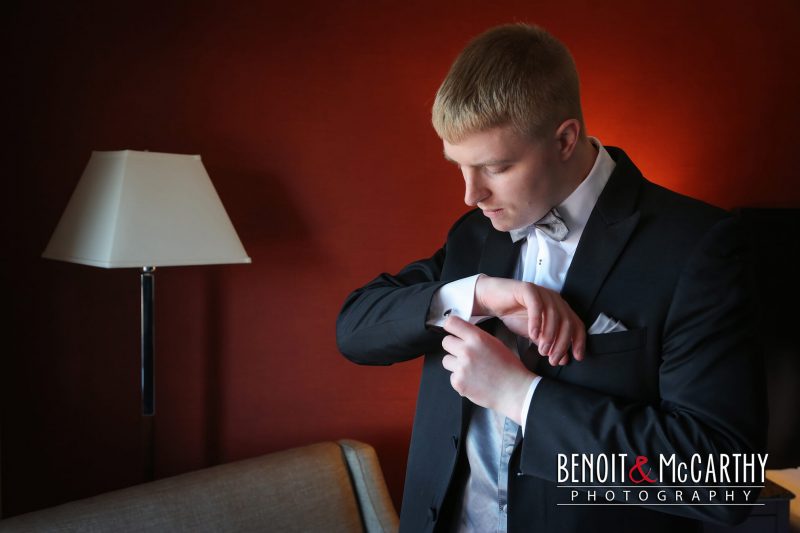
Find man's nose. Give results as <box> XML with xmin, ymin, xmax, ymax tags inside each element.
<box><xmin>463</xmin><ymin>170</ymin><xmax>489</xmax><ymax>206</ymax></box>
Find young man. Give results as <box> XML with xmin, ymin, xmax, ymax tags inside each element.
<box><xmin>337</xmin><ymin>24</ymin><xmax>765</xmax><ymax>533</ymax></box>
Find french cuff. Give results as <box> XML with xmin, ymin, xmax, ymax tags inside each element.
<box><xmin>426</xmin><ymin>274</ymin><xmax>490</xmax><ymax>327</ymax></box>
<box><xmin>520</xmin><ymin>376</ymin><xmax>542</xmax><ymax>436</ymax></box>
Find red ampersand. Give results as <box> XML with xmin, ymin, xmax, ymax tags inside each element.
<box><xmin>629</xmin><ymin>455</ymin><xmax>657</xmax><ymax>484</ymax></box>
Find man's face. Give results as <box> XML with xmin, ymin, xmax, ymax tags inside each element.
<box><xmin>443</xmin><ymin>125</ymin><xmax>564</xmax><ymax>233</ymax></box>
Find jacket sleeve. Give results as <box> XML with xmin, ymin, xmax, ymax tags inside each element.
<box><xmin>520</xmin><ymin>216</ymin><xmax>767</xmax><ymax>525</ymax></box>
<box><xmin>335</xmin><ymin>246</ymin><xmax>449</xmax><ymax>365</ymax></box>
<box><xmin>336</xmin><ymin>210</ymin><xmax>482</xmax><ymax>365</ymax></box>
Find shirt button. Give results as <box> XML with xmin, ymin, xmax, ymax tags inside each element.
<box><xmin>501</xmin><ymin>504</ymin><xmax>508</xmax><ymax>514</ymax></box>
<box><xmin>505</xmin><ymin>445</ymin><xmax>514</xmax><ymax>455</ymax></box>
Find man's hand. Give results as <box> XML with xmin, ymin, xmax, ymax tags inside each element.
<box><xmin>442</xmin><ymin>316</ymin><xmax>534</xmax><ymax>424</ymax></box>
<box><xmin>474</xmin><ymin>274</ymin><xmax>586</xmax><ymax>366</ymax></box>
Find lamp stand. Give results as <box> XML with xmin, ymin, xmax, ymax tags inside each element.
<box><xmin>141</xmin><ymin>266</ymin><xmax>155</xmax><ymax>481</ymax></box>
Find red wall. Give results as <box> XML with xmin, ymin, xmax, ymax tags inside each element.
<box><xmin>4</xmin><ymin>0</ymin><xmax>800</xmax><ymax>518</ymax></box>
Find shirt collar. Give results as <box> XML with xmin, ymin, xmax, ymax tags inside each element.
<box><xmin>556</xmin><ymin>137</ymin><xmax>615</xmax><ymax>239</ymax></box>
<box><xmin>509</xmin><ymin>137</ymin><xmax>615</xmax><ymax>243</ymax></box>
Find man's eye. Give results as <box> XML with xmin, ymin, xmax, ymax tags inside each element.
<box><xmin>485</xmin><ymin>166</ymin><xmax>509</xmax><ymax>175</ymax></box>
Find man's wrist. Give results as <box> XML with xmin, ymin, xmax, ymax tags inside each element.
<box><xmin>472</xmin><ymin>273</ymin><xmax>490</xmax><ymax>315</ymax></box>
<box><xmin>498</xmin><ymin>371</ymin><xmax>536</xmax><ymax>425</ymax></box>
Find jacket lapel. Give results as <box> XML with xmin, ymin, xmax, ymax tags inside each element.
<box><xmin>561</xmin><ymin>147</ymin><xmax>643</xmax><ymax>322</ymax></box>
<box><xmin>478</xmin><ymin>226</ymin><xmax>524</xmax><ymax>278</ymax></box>
<box><xmin>475</xmin><ymin>229</ymin><xmax>524</xmax><ymax>340</ymax></box>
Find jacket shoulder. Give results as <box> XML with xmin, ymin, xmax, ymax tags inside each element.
<box><xmin>639</xmin><ymin>179</ymin><xmax>733</xmax><ymax>237</ymax></box>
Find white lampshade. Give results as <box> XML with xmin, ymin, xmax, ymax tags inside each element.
<box><xmin>43</xmin><ymin>150</ymin><xmax>251</xmax><ymax>268</ymax></box>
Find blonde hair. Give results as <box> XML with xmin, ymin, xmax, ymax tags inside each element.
<box><xmin>432</xmin><ymin>23</ymin><xmax>584</xmax><ymax>143</ymax></box>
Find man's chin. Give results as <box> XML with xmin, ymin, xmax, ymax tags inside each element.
<box><xmin>487</xmin><ymin>218</ymin><xmax>514</xmax><ymax>233</ymax></box>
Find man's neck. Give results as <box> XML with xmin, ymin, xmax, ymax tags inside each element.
<box><xmin>557</xmin><ymin>136</ymin><xmax>599</xmax><ymax>204</ymax></box>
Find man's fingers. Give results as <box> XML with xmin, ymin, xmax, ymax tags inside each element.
<box><xmin>537</xmin><ymin>298</ymin><xmax>560</xmax><ymax>356</ymax></box>
<box><xmin>449</xmin><ymin>373</ymin><xmax>465</xmax><ymax>396</ymax></box>
<box><xmin>441</xmin><ymin>353</ymin><xmax>459</xmax><ymax>373</ymax></box>
<box><xmin>443</xmin><ymin>315</ymin><xmax>480</xmax><ymax>340</ymax></box>
<box><xmin>521</xmin><ymin>287</ymin><xmax>543</xmax><ymax>340</ymax></box>
<box><xmin>550</xmin><ymin>351</ymin><xmax>569</xmax><ymax>366</ymax></box>
<box><xmin>549</xmin><ymin>318</ymin><xmax>573</xmax><ymax>362</ymax></box>
<box><xmin>572</xmin><ymin>324</ymin><xmax>586</xmax><ymax>361</ymax></box>
<box><xmin>441</xmin><ymin>334</ymin><xmax>465</xmax><ymax>356</ymax></box>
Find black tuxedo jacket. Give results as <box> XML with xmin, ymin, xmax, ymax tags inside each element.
<box><xmin>337</xmin><ymin>147</ymin><xmax>766</xmax><ymax>533</ymax></box>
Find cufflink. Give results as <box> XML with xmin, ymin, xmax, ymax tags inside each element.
<box><xmin>443</xmin><ymin>308</ymin><xmax>452</xmax><ymax>317</ymax></box>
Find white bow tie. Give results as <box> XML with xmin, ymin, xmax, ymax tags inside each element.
<box><xmin>509</xmin><ymin>208</ymin><xmax>569</xmax><ymax>243</ymax></box>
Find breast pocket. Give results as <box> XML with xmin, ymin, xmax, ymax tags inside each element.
<box><xmin>585</xmin><ymin>328</ymin><xmax>647</xmax><ymax>355</ymax></box>
<box><xmin>557</xmin><ymin>327</ymin><xmax>652</xmax><ymax>400</ymax></box>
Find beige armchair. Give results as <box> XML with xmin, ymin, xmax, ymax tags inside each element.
<box><xmin>0</xmin><ymin>439</ymin><xmax>399</xmax><ymax>532</ymax></box>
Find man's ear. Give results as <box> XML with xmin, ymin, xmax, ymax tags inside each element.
<box><xmin>554</xmin><ymin>119</ymin><xmax>581</xmax><ymax>161</ymax></box>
